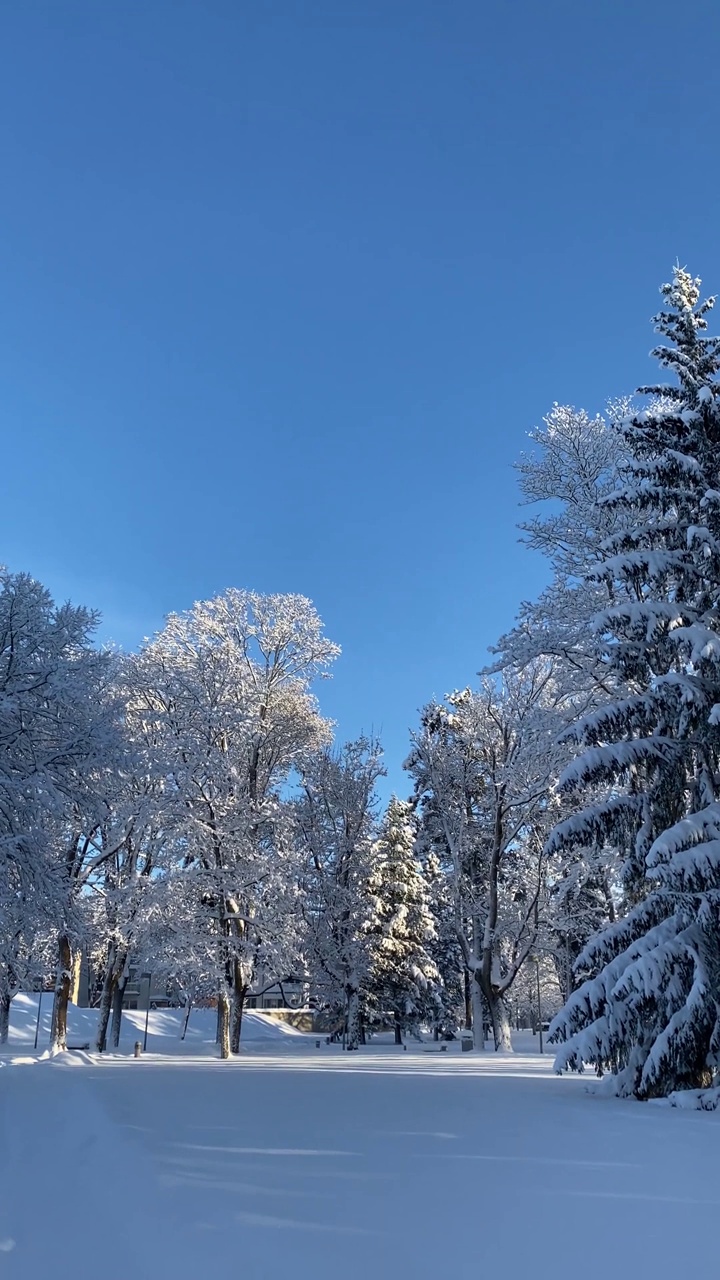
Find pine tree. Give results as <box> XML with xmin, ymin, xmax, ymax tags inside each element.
<box><xmin>364</xmin><ymin>798</ymin><xmax>440</xmax><ymax>1043</ymax></box>
<box><xmin>550</xmin><ymin>268</ymin><xmax>720</xmax><ymax>1098</ymax></box>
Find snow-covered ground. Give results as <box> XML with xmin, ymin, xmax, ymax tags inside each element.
<box><xmin>1</xmin><ymin>1002</ymin><xmax>718</xmax><ymax>1280</ymax></box>
<box><xmin>6</xmin><ymin>991</ymin><xmax>304</xmax><ymax>1053</ymax></box>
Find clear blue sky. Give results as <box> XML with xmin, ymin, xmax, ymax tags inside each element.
<box><xmin>2</xmin><ymin>1</ymin><xmax>719</xmax><ymax>797</ymax></box>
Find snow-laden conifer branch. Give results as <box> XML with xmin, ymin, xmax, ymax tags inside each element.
<box><xmin>545</xmin><ymin>267</ymin><xmax>720</xmax><ymax>1096</ymax></box>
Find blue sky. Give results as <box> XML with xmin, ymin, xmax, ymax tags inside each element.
<box><xmin>2</xmin><ymin>1</ymin><xmax>719</xmax><ymax>797</ymax></box>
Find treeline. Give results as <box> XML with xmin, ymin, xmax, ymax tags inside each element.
<box><xmin>0</xmin><ymin>585</ymin><xmax>446</xmax><ymax>1056</ymax></box>
<box><xmin>4</xmin><ymin>268</ymin><xmax>720</xmax><ymax>1100</ymax></box>
<box><xmin>0</xmin><ymin>576</ymin><xmax>562</xmax><ymax>1058</ymax></box>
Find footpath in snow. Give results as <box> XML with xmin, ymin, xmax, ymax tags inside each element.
<box><xmin>1</xmin><ymin>1005</ymin><xmax>719</xmax><ymax>1280</ymax></box>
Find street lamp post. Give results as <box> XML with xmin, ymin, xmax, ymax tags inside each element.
<box><xmin>143</xmin><ymin>974</ymin><xmax>152</xmax><ymax>1053</ymax></box>
<box><xmin>536</xmin><ymin>959</ymin><xmax>543</xmax><ymax>1055</ymax></box>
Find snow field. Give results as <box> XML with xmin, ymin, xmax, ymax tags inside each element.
<box><xmin>1</xmin><ymin>1035</ymin><xmax>719</xmax><ymax>1280</ymax></box>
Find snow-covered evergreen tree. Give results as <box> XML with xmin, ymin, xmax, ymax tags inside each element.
<box><xmin>550</xmin><ymin>269</ymin><xmax>720</xmax><ymax>1098</ymax></box>
<box><xmin>364</xmin><ymin>798</ymin><xmax>440</xmax><ymax>1042</ymax></box>
<box><xmin>421</xmin><ymin>847</ymin><xmax>465</xmax><ymax>1037</ymax></box>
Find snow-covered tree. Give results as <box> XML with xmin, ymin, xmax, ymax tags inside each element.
<box><xmin>364</xmin><ymin>798</ymin><xmax>440</xmax><ymax>1042</ymax></box>
<box><xmin>406</xmin><ymin>696</ymin><xmax>484</xmax><ymax>1043</ymax></box>
<box><xmin>407</xmin><ymin>666</ymin><xmax>562</xmax><ymax>1050</ymax></box>
<box><xmin>92</xmin><ymin>810</ymin><xmax>170</xmax><ymax>1054</ymax></box>
<box><xmin>548</xmin><ymin>842</ymin><xmax>619</xmax><ymax>1003</ymax></box>
<box><xmin>491</xmin><ymin>404</ymin><xmax>635</xmax><ymax>990</ymax></box>
<box><xmin>0</xmin><ymin>570</ymin><xmax>125</xmax><ymax>1050</ymax></box>
<box><xmin>495</xmin><ymin>401</ymin><xmax>628</xmax><ymax>691</ymax></box>
<box><xmin>295</xmin><ymin>738</ymin><xmax>384</xmax><ymax>1050</ymax></box>
<box><xmin>138</xmin><ymin>861</ymin><xmax>220</xmax><ymax>1015</ymax></box>
<box><xmin>46</xmin><ymin>674</ymin><xmax>136</xmax><ymax>1053</ymax></box>
<box><xmin>0</xmin><ymin>867</ymin><xmax>52</xmax><ymax>1043</ymax></box>
<box><xmin>421</xmin><ymin>847</ymin><xmax>465</xmax><ymax>1037</ymax></box>
<box><xmin>131</xmin><ymin>590</ymin><xmax>338</xmax><ymax>1058</ymax></box>
<box><xmin>550</xmin><ymin>269</ymin><xmax>720</xmax><ymax>1098</ymax></box>
<box><xmin>91</xmin><ymin>656</ymin><xmax>190</xmax><ymax>1054</ymax></box>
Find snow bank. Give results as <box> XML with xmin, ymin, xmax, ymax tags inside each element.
<box><xmin>6</xmin><ymin>993</ymin><xmax>304</xmax><ymax>1056</ymax></box>
<box><xmin>669</xmin><ymin>1085</ymin><xmax>720</xmax><ymax>1111</ymax></box>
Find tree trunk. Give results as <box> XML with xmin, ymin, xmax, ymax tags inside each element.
<box><xmin>487</xmin><ymin>990</ymin><xmax>513</xmax><ymax>1052</ymax></box>
<box><xmin>69</xmin><ymin>948</ymin><xmax>82</xmax><ymax>1005</ymax></box>
<box><xmin>95</xmin><ymin>947</ymin><xmax>118</xmax><ymax>1053</ymax></box>
<box><xmin>230</xmin><ymin>971</ymin><xmax>247</xmax><ymax>1055</ymax></box>
<box><xmin>217</xmin><ymin>989</ymin><xmax>231</xmax><ymax>1060</ymax></box>
<box><xmin>471</xmin><ymin>916</ymin><xmax>486</xmax><ymax>1050</ymax></box>
<box><xmin>471</xmin><ymin>977</ymin><xmax>485</xmax><ymax>1051</ymax></box>
<box><xmin>50</xmin><ymin>933</ymin><xmax>73</xmax><ymax>1053</ymax></box>
<box><xmin>109</xmin><ymin>972</ymin><xmax>128</xmax><ymax>1050</ymax></box>
<box><xmin>394</xmin><ymin>1010</ymin><xmax>403</xmax><ymax>1045</ymax></box>
<box><xmin>463</xmin><ymin>968</ymin><xmax>472</xmax><ymax>1030</ymax></box>
<box><xmin>95</xmin><ymin>973</ymin><xmax>115</xmax><ymax>1053</ymax></box>
<box><xmin>181</xmin><ymin>1000</ymin><xmax>193</xmax><ymax>1041</ymax></box>
<box><xmin>346</xmin><ymin>987</ymin><xmax>361</xmax><ymax>1050</ymax></box>
<box><xmin>0</xmin><ymin>987</ymin><xmax>10</xmax><ymax>1045</ymax></box>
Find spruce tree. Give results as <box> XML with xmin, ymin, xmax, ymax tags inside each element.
<box><xmin>364</xmin><ymin>798</ymin><xmax>441</xmax><ymax>1043</ymax></box>
<box><xmin>550</xmin><ymin>268</ymin><xmax>720</xmax><ymax>1098</ymax></box>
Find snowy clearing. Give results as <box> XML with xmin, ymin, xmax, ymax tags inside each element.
<box><xmin>1</xmin><ymin>1017</ymin><xmax>718</xmax><ymax>1280</ymax></box>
